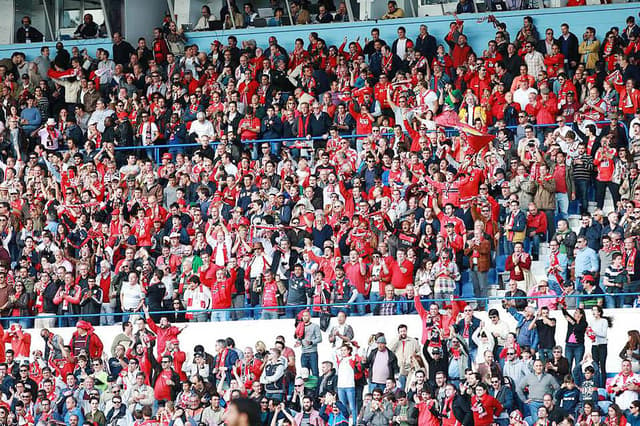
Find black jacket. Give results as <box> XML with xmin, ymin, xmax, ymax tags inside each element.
<box><xmin>261</xmin><ymin>115</ymin><xmax>284</xmax><ymax>140</ymax></box>
<box><xmin>15</xmin><ymin>26</ymin><xmax>43</xmax><ymax>43</ymax></box>
<box><xmin>454</xmin><ymin>317</ymin><xmax>481</xmax><ymax>351</ymax></box>
<box><xmin>453</xmin><ymin>393</ymin><xmax>473</xmax><ymax>426</ymax></box>
<box><xmin>317</xmin><ymin>369</ymin><xmax>337</xmax><ymax>396</ymax></box>
<box><xmin>270</xmin><ymin>249</ymin><xmax>299</xmax><ymax>278</ymax></box>
<box><xmin>112</xmin><ymin>40</ymin><xmax>135</xmax><ymax>66</ymax></box>
<box><xmin>558</xmin><ymin>33</ymin><xmax>580</xmax><ymax>65</ymax></box>
<box><xmin>414</xmin><ymin>34</ymin><xmax>437</xmax><ymax>63</ymax></box>
<box><xmin>365</xmin><ymin>348</ymin><xmax>399</xmax><ymax>381</ymax></box>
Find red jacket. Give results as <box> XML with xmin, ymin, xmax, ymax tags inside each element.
<box><xmin>452</xmin><ymin>44</ymin><xmax>472</xmax><ymax>68</ymax></box>
<box><xmin>146</xmin><ymin>317</ymin><xmax>182</xmax><ymax>356</ymax></box>
<box><xmin>471</xmin><ymin>393</ymin><xmax>503</xmax><ymax>426</ymax></box>
<box><xmin>70</xmin><ymin>331</ymin><xmax>103</xmax><ymax>360</ymax></box>
<box><xmin>527</xmin><ymin>211</ymin><xmax>547</xmax><ymax>235</ymax></box>
<box><xmin>210</xmin><ymin>273</ymin><xmax>236</xmax><ymax>309</ymax></box>
<box><xmin>415</xmin><ymin>295</ymin><xmax>465</xmax><ymax>342</ymax></box>
<box><xmin>7</xmin><ymin>330</ymin><xmax>31</xmax><ymax>358</ymax></box>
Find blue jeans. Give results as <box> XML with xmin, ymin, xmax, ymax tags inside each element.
<box><xmin>353</xmin><ymin>293</ymin><xmax>367</xmax><ymax>316</ymax></box>
<box><xmin>261</xmin><ymin>310</ymin><xmax>279</xmax><ymax>320</ymax></box>
<box><xmin>368</xmin><ymin>382</ymin><xmax>385</xmax><ymax>393</ymax></box>
<box><xmin>525</xmin><ymin>233</ymin><xmax>542</xmax><ymax>259</ymax></box>
<box><xmin>604</xmin><ymin>292</ymin><xmax>622</xmax><ymax>309</ymax></box>
<box><xmin>527</xmin><ymin>400</ymin><xmax>544</xmax><ymax>421</ymax></box>
<box><xmin>301</xmin><ymin>352</ymin><xmax>319</xmax><ymax>377</ymax></box>
<box><xmin>470</xmin><ymin>267</ymin><xmax>488</xmax><ymax>309</ymax></box>
<box><xmin>565</xmin><ymin>343</ymin><xmax>585</xmax><ymax>372</ymax></box>
<box><xmin>58</xmin><ymin>313</ymin><xmax>77</xmax><ymax>328</ymax></box>
<box><xmin>574</xmin><ymin>179</ymin><xmax>589</xmax><ymax>214</ymax></box>
<box><xmin>556</xmin><ymin>192</ymin><xmax>569</xmax><ymax>221</ymax></box>
<box><xmin>548</xmin><ymin>279</ymin><xmax>563</xmax><ymax>298</ymax></box>
<box><xmin>285</xmin><ymin>304</ymin><xmax>305</xmax><ymax>319</ymax></box>
<box><xmin>538</xmin><ymin>348</ymin><xmax>553</xmax><ymax>364</ymax></box>
<box><xmin>265</xmin><ymin>392</ymin><xmax>284</xmax><ymax>402</ymax></box>
<box><xmin>338</xmin><ymin>387</ymin><xmax>356</xmax><ymax>417</ymax></box>
<box><xmin>211</xmin><ymin>309</ymin><xmax>230</xmax><ymax>322</ymax></box>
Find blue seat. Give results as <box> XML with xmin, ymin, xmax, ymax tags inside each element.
<box><xmin>461</xmin><ymin>281</ymin><xmax>474</xmax><ymax>298</ymax></box>
<box><xmin>496</xmin><ymin>255</ymin><xmax>507</xmax><ymax>273</ymax></box>
<box><xmin>488</xmin><ymin>268</ymin><xmax>497</xmax><ymax>284</ymax></box>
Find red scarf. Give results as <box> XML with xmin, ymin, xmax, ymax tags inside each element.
<box><xmin>212</xmin><ymin>242</ymin><xmax>229</xmax><ymax>265</ymax></box>
<box><xmin>382</xmin><ymin>54</ymin><xmax>394</xmax><ymax>74</ymax></box>
<box><xmin>334</xmin><ymin>278</ymin><xmax>346</xmax><ymax>298</ymax></box>
<box><xmin>216</xmin><ymin>348</ymin><xmax>229</xmax><ymax>370</ymax></box>
<box><xmin>624</xmin><ymin>248</ymin><xmax>637</xmax><ymax>275</ymax></box>
<box><xmin>185</xmin><ymin>285</ymin><xmax>206</xmax><ymax>319</ymax></box>
<box><xmin>549</xmin><ymin>251</ymin><xmax>564</xmax><ymax>285</ymax></box>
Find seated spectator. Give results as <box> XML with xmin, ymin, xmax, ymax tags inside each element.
<box><xmin>381</xmin><ymin>1</ymin><xmax>404</xmax><ymax>19</ymax></box>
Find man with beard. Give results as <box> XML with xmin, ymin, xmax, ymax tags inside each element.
<box><xmin>143</xmin><ymin>306</ymin><xmax>185</xmax><ymax>356</ymax></box>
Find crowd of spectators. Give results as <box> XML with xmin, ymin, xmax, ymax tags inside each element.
<box><xmin>0</xmin><ymin>307</ymin><xmax>636</xmax><ymax>425</ymax></box>
<box><xmin>0</xmin><ymin>3</ymin><xmax>639</xmax><ymax>426</ymax></box>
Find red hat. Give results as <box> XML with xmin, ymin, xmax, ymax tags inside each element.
<box><xmin>162</xmin><ymin>153</ymin><xmax>173</xmax><ymax>160</ymax></box>
<box><xmin>8</xmin><ymin>323</ymin><xmax>21</xmax><ymax>334</ymax></box>
<box><xmin>76</xmin><ymin>320</ymin><xmax>93</xmax><ymax>331</ymax></box>
<box><xmin>501</xmin><ymin>181</ymin><xmax>510</xmax><ymax>188</ymax></box>
<box><xmin>586</xmin><ymin>75</ymin><xmax>596</xmax><ymax>84</ymax></box>
<box><xmin>169</xmin><ymin>338</ymin><xmax>180</xmax><ymax>345</ymax></box>
<box><xmin>510</xmin><ymin>410</ymin><xmax>523</xmax><ymax>421</ymax></box>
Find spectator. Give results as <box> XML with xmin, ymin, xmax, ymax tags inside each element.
<box><xmin>15</xmin><ymin>16</ymin><xmax>43</xmax><ymax>44</ymax></box>
<box><xmin>381</xmin><ymin>1</ymin><xmax>404</xmax><ymax>19</ymax></box>
<box><xmin>73</xmin><ymin>13</ymin><xmax>99</xmax><ymax>39</ymax></box>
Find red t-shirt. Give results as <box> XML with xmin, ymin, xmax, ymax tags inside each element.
<box><xmin>390</xmin><ymin>259</ymin><xmax>414</xmax><ymax>290</ymax></box>
<box><xmin>344</xmin><ymin>262</ymin><xmax>368</xmax><ymax>295</ymax></box>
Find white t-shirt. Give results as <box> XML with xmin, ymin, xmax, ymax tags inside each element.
<box><xmin>337</xmin><ymin>356</ymin><xmax>356</xmax><ymax>388</ymax></box>
<box><xmin>120</xmin><ymin>282</ymin><xmax>143</xmax><ymax>310</ymax></box>
<box><xmin>513</xmin><ymin>87</ymin><xmax>538</xmax><ymax>110</ymax></box>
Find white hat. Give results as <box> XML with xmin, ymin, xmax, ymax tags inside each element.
<box><xmin>46</xmin><ymin>118</ymin><xmax>56</xmax><ymax>126</ymax></box>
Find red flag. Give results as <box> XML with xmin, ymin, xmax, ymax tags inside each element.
<box><xmin>434</xmin><ymin>111</ymin><xmax>494</xmax><ymax>152</ymax></box>
<box><xmin>434</xmin><ymin>110</ymin><xmax>461</xmax><ymax>128</ymax></box>
<box><xmin>465</xmin><ymin>131</ymin><xmax>495</xmax><ymax>153</ymax></box>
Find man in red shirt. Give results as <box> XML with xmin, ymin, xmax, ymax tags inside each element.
<box><xmin>143</xmin><ymin>307</ymin><xmax>185</xmax><ymax>356</ymax></box>
<box><xmin>343</xmin><ymin>250</ymin><xmax>369</xmax><ymax>316</ymax></box>
<box><xmin>390</xmin><ymin>249</ymin><xmax>413</xmax><ymax>291</ymax></box>
<box><xmin>162</xmin><ymin>338</ymin><xmax>187</xmax><ymax>381</ymax></box>
<box><xmin>526</xmin><ymin>203</ymin><xmax>547</xmax><ymax>261</ymax></box>
<box><xmin>235</xmin><ymin>347</ymin><xmax>264</xmax><ymax>391</ymax></box>
<box><xmin>210</xmin><ymin>269</ymin><xmax>236</xmax><ymax>322</ymax></box>
<box><xmin>152</xmin><ymin>354</ymin><xmax>180</xmax><ymax>403</ymax></box>
<box><xmin>593</xmin><ymin>135</ymin><xmax>618</xmax><ymax>210</ymax></box>
<box><xmin>237</xmin><ymin>106</ymin><xmax>261</xmax><ymax>142</ymax></box>
<box><xmin>452</xmin><ymin>34</ymin><xmax>472</xmax><ymax>68</ymax></box>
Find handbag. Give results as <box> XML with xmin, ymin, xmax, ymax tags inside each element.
<box><xmin>320</xmin><ymin>311</ymin><xmax>331</xmax><ymax>332</ymax></box>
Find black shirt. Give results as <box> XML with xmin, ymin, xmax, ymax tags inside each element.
<box><xmin>535</xmin><ymin>318</ymin><xmax>556</xmax><ymax>349</ymax></box>
<box><xmin>113</xmin><ymin>40</ymin><xmax>136</xmax><ymax>66</ymax></box>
